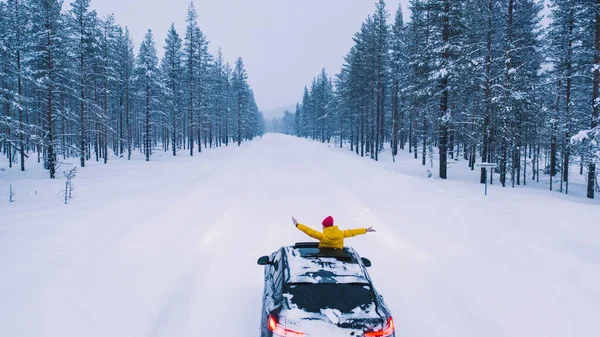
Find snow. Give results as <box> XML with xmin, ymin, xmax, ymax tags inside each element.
<box><xmin>571</xmin><ymin>129</ymin><xmax>591</xmax><ymax>143</ymax></box>
<box><xmin>284</xmin><ymin>246</ymin><xmax>368</xmax><ymax>284</ymax></box>
<box><xmin>438</xmin><ymin>67</ymin><xmax>448</xmax><ymax>78</ymax></box>
<box><xmin>1</xmin><ymin>134</ymin><xmax>599</xmax><ymax>337</ymax></box>
<box><xmin>320</xmin><ymin>308</ymin><xmax>342</xmax><ymax>324</ymax></box>
<box><xmin>280</xmin><ymin>304</ymin><xmax>380</xmax><ymax>337</ymax></box>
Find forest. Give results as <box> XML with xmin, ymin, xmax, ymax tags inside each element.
<box><xmin>0</xmin><ymin>0</ymin><xmax>265</xmax><ymax>178</ymax></box>
<box><xmin>274</xmin><ymin>0</ymin><xmax>600</xmax><ymax>199</ymax></box>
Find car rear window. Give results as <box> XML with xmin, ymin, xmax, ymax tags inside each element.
<box><xmin>285</xmin><ymin>283</ymin><xmax>375</xmax><ymax>313</ymax></box>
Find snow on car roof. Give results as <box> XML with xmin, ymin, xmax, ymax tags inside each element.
<box><xmin>284</xmin><ymin>246</ymin><xmax>369</xmax><ymax>284</ymax></box>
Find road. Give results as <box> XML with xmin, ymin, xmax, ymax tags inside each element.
<box><xmin>1</xmin><ymin>134</ymin><xmax>598</xmax><ymax>337</ymax></box>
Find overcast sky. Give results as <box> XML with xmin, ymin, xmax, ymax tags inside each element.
<box><xmin>67</xmin><ymin>0</ymin><xmax>410</xmax><ymax>112</ymax></box>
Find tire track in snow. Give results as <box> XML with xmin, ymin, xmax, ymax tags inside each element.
<box><xmin>145</xmin><ymin>145</ymin><xmax>258</xmax><ymax>337</ymax></box>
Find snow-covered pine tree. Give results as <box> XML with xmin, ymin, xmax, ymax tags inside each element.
<box><xmin>498</xmin><ymin>0</ymin><xmax>542</xmax><ymax>187</ymax></box>
<box><xmin>28</xmin><ymin>0</ymin><xmax>68</xmax><ymax>178</ymax></box>
<box><xmin>212</xmin><ymin>49</ymin><xmax>225</xmax><ymax>148</ymax></box>
<box><xmin>223</xmin><ymin>61</ymin><xmax>232</xmax><ymax>146</ymax></box>
<box><xmin>98</xmin><ymin>15</ymin><xmax>120</xmax><ymax>164</ymax></box>
<box><xmin>301</xmin><ymin>86</ymin><xmax>311</xmax><ymax>139</ymax></box>
<box><xmin>120</xmin><ymin>27</ymin><xmax>135</xmax><ymax>160</ymax></box>
<box><xmin>373</xmin><ymin>0</ymin><xmax>390</xmax><ymax>160</ymax></box>
<box><xmin>162</xmin><ymin>23</ymin><xmax>183</xmax><ymax>156</ymax></box>
<box><xmin>194</xmin><ymin>26</ymin><xmax>209</xmax><ymax>152</ymax></box>
<box><xmin>480</xmin><ymin>0</ymin><xmax>499</xmax><ymax>183</ymax></box>
<box><xmin>69</xmin><ymin>0</ymin><xmax>97</xmax><ymax>167</ymax></box>
<box><xmin>334</xmin><ymin>67</ymin><xmax>349</xmax><ymax>148</ymax></box>
<box><xmin>184</xmin><ymin>2</ymin><xmax>198</xmax><ymax>156</ymax></box>
<box><xmin>0</xmin><ymin>1</ymin><xmax>11</xmax><ymax>168</ymax></box>
<box><xmin>390</xmin><ymin>3</ymin><xmax>408</xmax><ymax>157</ymax></box>
<box><xmin>425</xmin><ymin>0</ymin><xmax>465</xmax><ymax>179</ymax></box>
<box><xmin>571</xmin><ymin>0</ymin><xmax>600</xmax><ymax>198</ymax></box>
<box><xmin>7</xmin><ymin>0</ymin><xmax>28</xmax><ymax>172</ymax></box>
<box><xmin>232</xmin><ymin>57</ymin><xmax>248</xmax><ymax>146</ymax></box>
<box><xmin>406</xmin><ymin>0</ymin><xmax>436</xmax><ymax>164</ymax></box>
<box><xmin>136</xmin><ymin>30</ymin><xmax>159</xmax><ymax>161</ymax></box>
<box><xmin>591</xmin><ymin>0</ymin><xmax>600</xmax><ymax>198</ymax></box>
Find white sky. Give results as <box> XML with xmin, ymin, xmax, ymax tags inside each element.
<box><xmin>65</xmin><ymin>0</ymin><xmax>410</xmax><ymax>112</ymax></box>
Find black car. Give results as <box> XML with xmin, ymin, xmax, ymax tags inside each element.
<box><xmin>257</xmin><ymin>242</ymin><xmax>395</xmax><ymax>337</ymax></box>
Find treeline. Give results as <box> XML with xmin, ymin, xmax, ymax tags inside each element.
<box><xmin>0</xmin><ymin>0</ymin><xmax>264</xmax><ymax>178</ymax></box>
<box><xmin>267</xmin><ymin>109</ymin><xmax>297</xmax><ymax>134</ymax></box>
<box><xmin>291</xmin><ymin>0</ymin><xmax>600</xmax><ymax>199</ymax></box>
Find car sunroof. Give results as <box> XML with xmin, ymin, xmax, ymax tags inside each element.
<box><xmin>284</xmin><ymin>247</ymin><xmax>368</xmax><ymax>284</ymax></box>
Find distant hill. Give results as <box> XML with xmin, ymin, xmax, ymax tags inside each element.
<box><xmin>262</xmin><ymin>104</ymin><xmax>297</xmax><ymax>120</ymax></box>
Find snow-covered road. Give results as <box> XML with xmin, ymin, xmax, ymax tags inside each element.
<box><xmin>1</xmin><ymin>134</ymin><xmax>599</xmax><ymax>337</ymax></box>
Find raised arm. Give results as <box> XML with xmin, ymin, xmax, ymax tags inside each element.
<box><xmin>293</xmin><ymin>217</ymin><xmax>324</xmax><ymax>240</ymax></box>
<box><xmin>296</xmin><ymin>224</ymin><xmax>324</xmax><ymax>240</ymax></box>
<box><xmin>343</xmin><ymin>228</ymin><xmax>368</xmax><ymax>238</ymax></box>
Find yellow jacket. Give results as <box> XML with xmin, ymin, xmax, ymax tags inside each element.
<box><xmin>296</xmin><ymin>224</ymin><xmax>367</xmax><ymax>249</ymax></box>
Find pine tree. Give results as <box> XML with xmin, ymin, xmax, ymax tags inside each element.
<box><xmin>592</xmin><ymin>0</ymin><xmax>600</xmax><ymax>198</ymax></box>
<box><xmin>98</xmin><ymin>15</ymin><xmax>119</xmax><ymax>164</ymax></box>
<box><xmin>373</xmin><ymin>0</ymin><xmax>390</xmax><ymax>160</ymax></box>
<box><xmin>390</xmin><ymin>3</ymin><xmax>408</xmax><ymax>157</ymax></box>
<box><xmin>7</xmin><ymin>0</ymin><xmax>27</xmax><ymax>171</ymax></box>
<box><xmin>121</xmin><ymin>27</ymin><xmax>135</xmax><ymax>160</ymax></box>
<box><xmin>232</xmin><ymin>57</ymin><xmax>248</xmax><ymax>146</ymax></box>
<box><xmin>69</xmin><ymin>0</ymin><xmax>96</xmax><ymax>167</ymax></box>
<box><xmin>480</xmin><ymin>0</ymin><xmax>497</xmax><ymax>183</ymax></box>
<box><xmin>184</xmin><ymin>2</ymin><xmax>198</xmax><ymax>156</ymax></box>
<box><xmin>0</xmin><ymin>1</ymin><xmax>11</xmax><ymax>168</ymax></box>
<box><xmin>136</xmin><ymin>30</ymin><xmax>159</xmax><ymax>161</ymax></box>
<box><xmin>29</xmin><ymin>0</ymin><xmax>67</xmax><ymax>178</ymax></box>
<box><xmin>162</xmin><ymin>23</ymin><xmax>183</xmax><ymax>156</ymax></box>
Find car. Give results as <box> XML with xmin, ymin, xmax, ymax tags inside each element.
<box><xmin>256</xmin><ymin>242</ymin><xmax>395</xmax><ymax>337</ymax></box>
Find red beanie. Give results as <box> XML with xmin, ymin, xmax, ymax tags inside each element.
<box><xmin>322</xmin><ymin>216</ymin><xmax>334</xmax><ymax>228</ymax></box>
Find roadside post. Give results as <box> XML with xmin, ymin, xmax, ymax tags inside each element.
<box><xmin>476</xmin><ymin>163</ymin><xmax>497</xmax><ymax>196</ymax></box>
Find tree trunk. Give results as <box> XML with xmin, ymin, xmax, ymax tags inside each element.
<box><xmin>80</xmin><ymin>36</ymin><xmax>86</xmax><ymax>167</ymax></box>
<box><xmin>18</xmin><ymin>49</ymin><xmax>25</xmax><ymax>171</ymax></box>
<box><xmin>409</xmin><ymin>109</ymin><xmax>413</xmax><ymax>154</ymax></box>
<box><xmin>413</xmin><ymin>119</ymin><xmax>418</xmax><ymax>159</ymax></box>
<box><xmin>126</xmin><ymin>63</ymin><xmax>131</xmax><ymax>161</ymax></box>
<box><xmin>588</xmin><ymin>0</ymin><xmax>600</xmax><ymax>199</ymax></box>
<box><xmin>422</xmin><ymin>116</ymin><xmax>427</xmax><ymax>166</ymax></box>
<box><xmin>103</xmin><ymin>58</ymin><xmax>108</xmax><ymax>164</ymax></box>
<box><xmin>501</xmin><ymin>0</ymin><xmax>514</xmax><ymax>187</ymax></box>
<box><xmin>361</xmin><ymin>105</ymin><xmax>365</xmax><ymax>157</ymax></box>
<box><xmin>189</xmin><ymin>46</ymin><xmax>194</xmax><ymax>156</ymax></box>
<box><xmin>564</xmin><ymin>7</ymin><xmax>575</xmax><ymax>193</ymax></box>
<box><xmin>479</xmin><ymin>0</ymin><xmax>494</xmax><ymax>184</ymax></box>
<box><xmin>3</xmin><ymin>70</ymin><xmax>11</xmax><ymax>168</ymax></box>
<box><xmin>551</xmin><ymin>80</ymin><xmax>561</xmax><ymax>182</ymax></box>
<box><xmin>400</xmin><ymin>95</ymin><xmax>406</xmax><ymax>150</ymax></box>
<box><xmin>355</xmin><ymin>114</ymin><xmax>359</xmax><ymax>155</ymax></box>
<box><xmin>172</xmin><ymin>71</ymin><xmax>177</xmax><ymax>156</ymax></box>
<box><xmin>237</xmin><ymin>93</ymin><xmax>242</xmax><ymax>146</ymax></box>
<box><xmin>523</xmin><ymin>138</ymin><xmax>527</xmax><ymax>186</ymax></box>
<box><xmin>145</xmin><ymin>81</ymin><xmax>150</xmax><ymax>161</ymax></box>
<box><xmin>45</xmin><ymin>25</ymin><xmax>56</xmax><ymax>179</ymax></box>
<box><xmin>438</xmin><ymin>0</ymin><xmax>450</xmax><ymax>179</ymax></box>
<box><xmin>392</xmin><ymin>80</ymin><xmax>399</xmax><ymax>157</ymax></box>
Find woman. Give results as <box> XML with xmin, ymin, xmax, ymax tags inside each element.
<box><xmin>292</xmin><ymin>215</ymin><xmax>376</xmax><ymax>249</ymax></box>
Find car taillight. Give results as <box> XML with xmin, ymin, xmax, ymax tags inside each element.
<box><xmin>364</xmin><ymin>317</ymin><xmax>395</xmax><ymax>337</ymax></box>
<box><xmin>268</xmin><ymin>315</ymin><xmax>305</xmax><ymax>337</ymax></box>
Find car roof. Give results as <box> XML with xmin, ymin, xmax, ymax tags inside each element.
<box><xmin>282</xmin><ymin>243</ymin><xmax>370</xmax><ymax>284</ymax></box>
